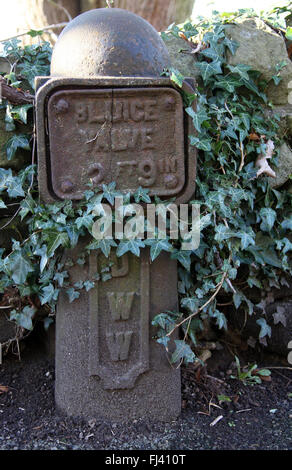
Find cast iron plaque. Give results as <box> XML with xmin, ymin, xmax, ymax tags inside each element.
<box><xmin>47</xmin><ymin>88</ymin><xmax>185</xmax><ymax>199</ymax></box>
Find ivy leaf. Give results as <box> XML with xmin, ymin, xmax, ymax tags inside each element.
<box><xmin>170</xmin><ymin>68</ymin><xmax>184</xmax><ymax>87</ymax></box>
<box><xmin>76</xmin><ymin>213</ymin><xmax>94</xmax><ymax>230</ymax></box>
<box><xmin>0</xmin><ymin>199</ymin><xmax>7</xmax><ymax>209</ymax></box>
<box><xmin>87</xmin><ymin>239</ymin><xmax>117</xmax><ymax>257</ymax></box>
<box><xmin>186</xmin><ymin>106</ymin><xmax>209</xmax><ymax>132</ymax></box>
<box><xmin>10</xmin><ymin>253</ymin><xmax>34</xmax><ymax>284</ymax></box>
<box><xmin>10</xmin><ymin>306</ymin><xmax>35</xmax><ymax>330</ymax></box>
<box><xmin>45</xmin><ymin>231</ymin><xmax>70</xmax><ymax>257</ymax></box>
<box><xmin>84</xmin><ymin>280</ymin><xmax>95</xmax><ymax>292</ymax></box>
<box><xmin>200</xmin><ymin>47</ymin><xmax>222</xmax><ymax>62</ymax></box>
<box><xmin>171</xmin><ymin>250</ymin><xmax>192</xmax><ymax>271</ymax></box>
<box><xmin>152</xmin><ymin>312</ymin><xmax>177</xmax><ymax>333</ymax></box>
<box><xmin>40</xmin><ymin>284</ymin><xmax>59</xmax><ymax>305</ymax></box>
<box><xmin>239</xmin><ymin>113</ymin><xmax>250</xmax><ymax>130</ymax></box>
<box><xmin>259</xmin><ymin>208</ymin><xmax>277</xmax><ymax>232</ymax></box>
<box><xmin>189</xmin><ymin>136</ymin><xmax>212</xmax><ymax>151</ymax></box>
<box><xmin>133</xmin><ymin>187</ymin><xmax>151</xmax><ymax>203</ymax></box>
<box><xmin>233</xmin><ymin>292</ymin><xmax>243</xmax><ymax>309</ymax></box>
<box><xmin>102</xmin><ymin>182</ymin><xmax>117</xmax><ymax>205</ymax></box>
<box><xmin>171</xmin><ymin>340</ymin><xmax>196</xmax><ymax>364</ymax></box>
<box><xmin>238</xmin><ymin>230</ymin><xmax>255</xmax><ymax>250</ymax></box>
<box><xmin>223</xmin><ymin>37</ymin><xmax>239</xmax><ymax>55</ymax></box>
<box><xmin>5</xmin><ymin>134</ymin><xmax>30</xmax><ymax>161</ymax></box>
<box><xmin>195</xmin><ymin>60</ymin><xmax>222</xmax><ymax>82</ymax></box>
<box><xmin>227</xmin><ymin>64</ymin><xmax>251</xmax><ymax>81</ymax></box>
<box><xmin>286</xmin><ymin>27</ymin><xmax>292</xmax><ymax>41</ymax></box>
<box><xmin>281</xmin><ymin>216</ymin><xmax>292</xmax><ymax>231</ymax></box>
<box><xmin>273</xmin><ymin>307</ymin><xmax>286</xmax><ymax>327</ymax></box>
<box><xmin>53</xmin><ymin>271</ymin><xmax>69</xmax><ymax>287</ymax></box>
<box><xmin>34</xmin><ymin>245</ymin><xmax>48</xmax><ymax>273</ymax></box>
<box><xmin>211</xmin><ymin>309</ymin><xmax>227</xmax><ymax>330</ymax></box>
<box><xmin>66</xmin><ymin>288</ymin><xmax>80</xmax><ymax>303</ymax></box>
<box><xmin>66</xmin><ymin>225</ymin><xmax>80</xmax><ymax>247</ymax></box>
<box><xmin>157</xmin><ymin>336</ymin><xmax>170</xmax><ymax>348</ymax></box>
<box><xmin>144</xmin><ymin>239</ymin><xmax>173</xmax><ymax>261</ymax></box>
<box><xmin>10</xmin><ymin>104</ymin><xmax>33</xmax><ymax>124</ymax></box>
<box><xmin>44</xmin><ymin>317</ymin><xmax>54</xmax><ymax>330</ymax></box>
<box><xmin>116</xmin><ymin>239</ymin><xmax>145</xmax><ymax>257</ymax></box>
<box><xmin>181</xmin><ymin>297</ymin><xmax>200</xmax><ymax>313</ymax></box>
<box><xmin>256</xmin><ymin>318</ymin><xmax>272</xmax><ymax>339</ymax></box>
<box><xmin>19</xmin><ymin>194</ymin><xmax>36</xmax><ymax>220</ymax></box>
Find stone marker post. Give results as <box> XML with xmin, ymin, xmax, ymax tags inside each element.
<box><xmin>36</xmin><ymin>8</ymin><xmax>196</xmax><ymax>422</ymax></box>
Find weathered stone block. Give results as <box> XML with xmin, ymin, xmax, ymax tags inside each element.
<box><xmin>55</xmin><ymin>248</ymin><xmax>181</xmax><ymax>422</ymax></box>
<box><xmin>225</xmin><ymin>18</ymin><xmax>292</xmax><ymax>105</ymax></box>
<box><xmin>268</xmin><ymin>142</ymin><xmax>292</xmax><ymax>188</ymax></box>
<box><xmin>163</xmin><ymin>33</ymin><xmax>201</xmax><ymax>81</ymax></box>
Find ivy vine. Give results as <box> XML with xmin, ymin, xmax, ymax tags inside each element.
<box><xmin>0</xmin><ymin>8</ymin><xmax>291</xmax><ymax>364</ymax></box>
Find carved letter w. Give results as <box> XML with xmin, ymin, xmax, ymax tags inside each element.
<box><xmin>106</xmin><ymin>331</ymin><xmax>133</xmax><ymax>361</ymax></box>
<box><xmin>107</xmin><ymin>292</ymin><xmax>135</xmax><ymax>321</ymax></box>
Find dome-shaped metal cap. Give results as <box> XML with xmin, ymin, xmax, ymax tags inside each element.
<box><xmin>50</xmin><ymin>8</ymin><xmax>171</xmax><ymax>78</ymax></box>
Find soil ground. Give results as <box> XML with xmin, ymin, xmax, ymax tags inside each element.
<box><xmin>0</xmin><ymin>335</ymin><xmax>291</xmax><ymax>451</ymax></box>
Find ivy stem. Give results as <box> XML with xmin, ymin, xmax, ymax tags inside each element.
<box><xmin>238</xmin><ymin>141</ymin><xmax>246</xmax><ymax>172</ymax></box>
<box><xmin>166</xmin><ymin>270</ymin><xmax>228</xmax><ymax>337</ymax></box>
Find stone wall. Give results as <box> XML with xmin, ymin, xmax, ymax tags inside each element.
<box><xmin>164</xmin><ymin>18</ymin><xmax>292</xmax><ymax>194</ymax></box>
<box><xmin>163</xmin><ymin>18</ymin><xmax>292</xmax><ymax>356</ymax></box>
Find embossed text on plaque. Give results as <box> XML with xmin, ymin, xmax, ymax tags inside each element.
<box><xmin>47</xmin><ymin>88</ymin><xmax>185</xmax><ymax>199</ymax></box>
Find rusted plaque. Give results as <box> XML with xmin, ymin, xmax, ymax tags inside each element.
<box><xmin>47</xmin><ymin>88</ymin><xmax>184</xmax><ymax>199</ymax></box>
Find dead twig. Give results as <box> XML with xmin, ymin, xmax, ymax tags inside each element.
<box><xmin>210</xmin><ymin>415</ymin><xmax>223</xmax><ymax>426</ymax></box>
<box><xmin>239</xmin><ymin>141</ymin><xmax>245</xmax><ymax>172</ymax></box>
<box><xmin>0</xmin><ymin>23</ymin><xmax>68</xmax><ymax>43</ymax></box>
<box><xmin>178</xmin><ymin>32</ymin><xmax>203</xmax><ymax>55</ymax></box>
<box><xmin>235</xmin><ymin>408</ymin><xmax>251</xmax><ymax>414</ymax></box>
<box><xmin>47</xmin><ymin>0</ymin><xmax>72</xmax><ymax>22</ymax></box>
<box><xmin>205</xmin><ymin>374</ymin><xmax>227</xmax><ymax>385</ymax></box>
<box><xmin>167</xmin><ymin>270</ymin><xmax>229</xmax><ymax>337</ymax></box>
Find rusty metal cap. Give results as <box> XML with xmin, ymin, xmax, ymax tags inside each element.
<box><xmin>50</xmin><ymin>8</ymin><xmax>171</xmax><ymax>78</ymax></box>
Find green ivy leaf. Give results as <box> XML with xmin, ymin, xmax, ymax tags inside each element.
<box><xmin>286</xmin><ymin>27</ymin><xmax>292</xmax><ymax>41</ymax></box>
<box><xmin>133</xmin><ymin>187</ymin><xmax>151</xmax><ymax>203</ymax></box>
<box><xmin>53</xmin><ymin>271</ymin><xmax>69</xmax><ymax>287</ymax></box>
<box><xmin>87</xmin><ymin>239</ymin><xmax>117</xmax><ymax>257</ymax></box>
<box><xmin>5</xmin><ymin>134</ymin><xmax>30</xmax><ymax>161</ymax></box>
<box><xmin>144</xmin><ymin>239</ymin><xmax>173</xmax><ymax>261</ymax></box>
<box><xmin>186</xmin><ymin>106</ymin><xmax>209</xmax><ymax>132</ymax></box>
<box><xmin>171</xmin><ymin>250</ymin><xmax>192</xmax><ymax>271</ymax></box>
<box><xmin>171</xmin><ymin>340</ymin><xmax>196</xmax><ymax>364</ymax></box>
<box><xmin>227</xmin><ymin>64</ymin><xmax>251</xmax><ymax>81</ymax></box>
<box><xmin>170</xmin><ymin>68</ymin><xmax>184</xmax><ymax>87</ymax></box>
<box><xmin>10</xmin><ymin>253</ymin><xmax>34</xmax><ymax>284</ymax></box>
<box><xmin>189</xmin><ymin>136</ymin><xmax>212</xmax><ymax>151</ymax></box>
<box><xmin>45</xmin><ymin>231</ymin><xmax>70</xmax><ymax>257</ymax></box>
<box><xmin>66</xmin><ymin>288</ymin><xmax>80</xmax><ymax>303</ymax></box>
<box><xmin>181</xmin><ymin>297</ymin><xmax>200</xmax><ymax>313</ymax></box>
<box><xmin>40</xmin><ymin>284</ymin><xmax>59</xmax><ymax>305</ymax></box>
<box><xmin>195</xmin><ymin>60</ymin><xmax>222</xmax><ymax>82</ymax></box>
<box><xmin>116</xmin><ymin>239</ymin><xmax>145</xmax><ymax>257</ymax></box>
<box><xmin>10</xmin><ymin>306</ymin><xmax>35</xmax><ymax>330</ymax></box>
<box><xmin>256</xmin><ymin>317</ymin><xmax>272</xmax><ymax>339</ymax></box>
<box><xmin>259</xmin><ymin>208</ymin><xmax>277</xmax><ymax>232</ymax></box>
